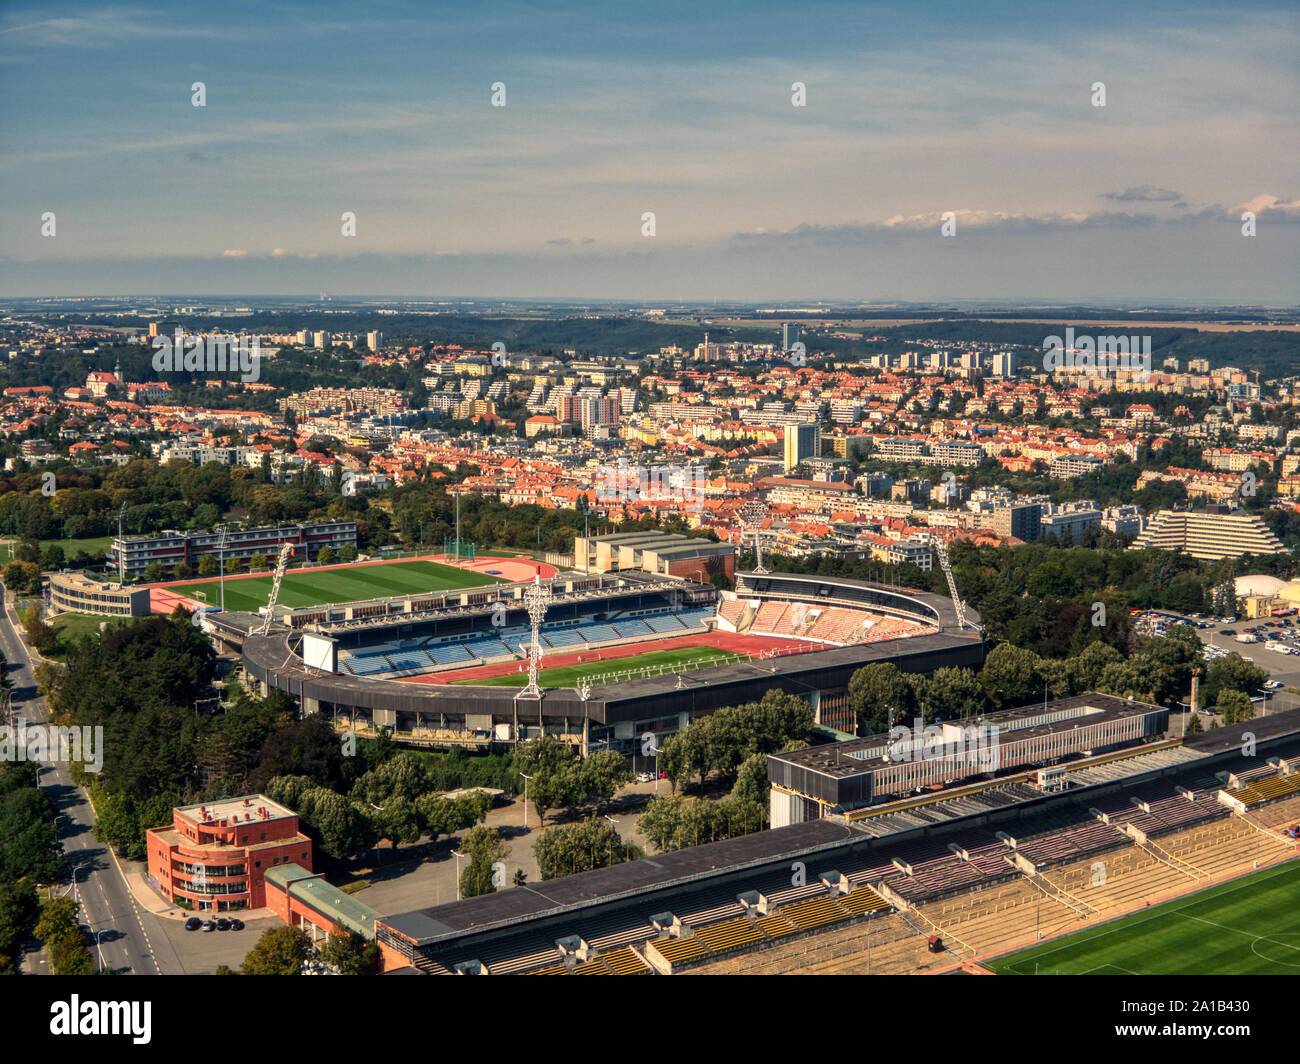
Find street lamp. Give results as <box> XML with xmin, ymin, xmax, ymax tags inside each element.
<box><xmin>520</xmin><ymin>773</ymin><xmax>533</xmax><ymax>829</ymax></box>
<box><xmin>451</xmin><ymin>849</ymin><xmax>466</xmax><ymax>901</ymax></box>
<box><xmin>603</xmin><ymin>814</ymin><xmax>628</xmax><ymax>863</ymax></box>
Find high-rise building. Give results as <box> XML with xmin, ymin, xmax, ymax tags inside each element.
<box><xmin>781</xmin><ymin>322</ymin><xmax>800</xmax><ymax>351</ymax></box>
<box><xmin>990</xmin><ymin>503</ymin><xmax>1042</xmax><ymax>542</ymax></box>
<box><xmin>580</xmin><ymin>395</ymin><xmax>620</xmax><ymax>435</ymax></box>
<box><xmin>783</xmin><ymin>422</ymin><xmax>820</xmax><ymax>472</ymax></box>
<box><xmin>992</xmin><ymin>352</ymin><xmax>1016</xmax><ymax>377</ymax></box>
<box><xmin>366</xmin><ymin>331</ymin><xmax>383</xmax><ymax>351</ymax></box>
<box><xmin>312</xmin><ymin>331</ymin><xmax>329</xmax><ymax>349</ymax></box>
<box><xmin>1129</xmin><ymin>509</ymin><xmax>1287</xmax><ymax>561</ymax></box>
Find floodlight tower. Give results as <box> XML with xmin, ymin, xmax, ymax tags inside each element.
<box><xmin>739</xmin><ymin>500</ymin><xmax>769</xmax><ymax>575</ymax></box>
<box><xmin>517</xmin><ymin>575</ymin><xmax>553</xmax><ymax>700</ymax></box>
<box><xmin>217</xmin><ymin>524</ymin><xmax>228</xmax><ymax>612</ymax></box>
<box><xmin>115</xmin><ymin>501</ymin><xmax>127</xmax><ymax>582</ymax></box>
<box><xmin>932</xmin><ymin>535</ymin><xmax>980</xmax><ymax>634</ymax></box>
<box><xmin>257</xmin><ymin>542</ymin><xmax>294</xmax><ymax>636</ymax></box>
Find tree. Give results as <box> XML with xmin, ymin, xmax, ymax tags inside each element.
<box><xmin>240</xmin><ymin>925</ymin><xmax>314</xmax><ymax>975</ymax></box>
<box><xmin>638</xmin><ymin>794</ymin><xmax>685</xmax><ymax>853</ymax></box>
<box><xmin>1215</xmin><ymin>688</ymin><xmax>1253</xmax><ymax>725</ymax></box>
<box><xmin>173</xmin><ymin>562</ymin><xmax>191</xmax><ymax>581</ymax></box>
<box><xmin>319</xmin><ymin>920</ymin><xmax>381</xmax><ymax>975</ymax></box>
<box><xmin>143</xmin><ymin>561</ymin><xmax>165</xmax><ymax>583</ymax></box>
<box><xmin>38</xmin><ymin>544</ymin><xmax>65</xmax><ymax>571</ymax></box>
<box><xmin>339</xmin><ymin>544</ymin><xmax>358</xmax><ymax>563</ymax></box>
<box><xmin>0</xmin><ymin>880</ymin><xmax>37</xmax><ymax>972</ymax></box>
<box><xmin>848</xmin><ymin>662</ymin><xmax>916</xmax><ymax>733</ymax></box>
<box><xmin>2</xmin><ymin>561</ymin><xmax>39</xmax><ymax>594</ymax></box>
<box><xmin>317</xmin><ymin>546</ymin><xmax>335</xmax><ymax>565</ymax></box>
<box><xmin>249</xmin><ymin>552</ymin><xmax>268</xmax><ymax>571</ymax></box>
<box><xmin>21</xmin><ymin>601</ymin><xmax>54</xmax><ymax>653</ymax></box>
<box><xmin>297</xmin><ymin>789</ymin><xmax>377</xmax><ymax>860</ymax></box>
<box><xmin>533</xmin><ymin>817</ymin><xmax>641</xmax><ymax>880</ymax></box>
<box><xmin>197</xmin><ymin>555</ymin><xmax>218</xmax><ymax>577</ymax></box>
<box><xmin>34</xmin><ymin>896</ymin><xmax>94</xmax><ymax>974</ymax></box>
<box><xmin>458</xmin><ymin>824</ymin><xmax>508</xmax><ymax>898</ymax></box>
<box><xmin>731</xmin><ymin>753</ymin><xmax>770</xmax><ymax>808</ymax></box>
<box><xmin>512</xmin><ymin>736</ymin><xmax>577</xmax><ymax>824</ymax></box>
<box><xmin>376</xmin><ymin>796</ymin><xmax>421</xmax><ymax>849</ymax></box>
<box><xmin>978</xmin><ymin>643</ymin><xmax>1044</xmax><ymax>708</ymax></box>
<box><xmin>1201</xmin><ymin>653</ymin><xmax>1269</xmax><ymax>710</ymax></box>
<box><xmin>915</xmin><ymin>666</ymin><xmax>985</xmax><ymax>720</ymax></box>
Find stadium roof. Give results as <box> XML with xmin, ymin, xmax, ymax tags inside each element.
<box><xmin>382</xmin><ymin>819</ymin><xmax>858</xmax><ymax>947</ymax></box>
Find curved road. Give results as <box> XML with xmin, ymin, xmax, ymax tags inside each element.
<box><xmin>3</xmin><ymin>596</ymin><xmax>182</xmax><ymax>975</ymax></box>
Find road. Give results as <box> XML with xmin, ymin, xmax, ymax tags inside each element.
<box><xmin>1</xmin><ymin>595</ymin><xmax>183</xmax><ymax>975</ymax></box>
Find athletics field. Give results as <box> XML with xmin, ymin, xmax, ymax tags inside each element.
<box><xmin>450</xmin><ymin>645</ymin><xmax>748</xmax><ymax>688</ymax></box>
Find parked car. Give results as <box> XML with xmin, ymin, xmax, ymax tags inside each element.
<box><xmin>1265</xmin><ymin>680</ymin><xmax>1284</xmax><ymax>690</ymax></box>
<box><xmin>216</xmin><ymin>918</ymin><xmax>231</xmax><ymax>931</ymax></box>
<box><xmin>229</xmin><ymin>918</ymin><xmax>245</xmax><ymax>931</ymax></box>
<box><xmin>184</xmin><ymin>917</ymin><xmax>202</xmax><ymax>931</ymax></box>
<box><xmin>201</xmin><ymin>919</ymin><xmax>216</xmax><ymax>932</ymax></box>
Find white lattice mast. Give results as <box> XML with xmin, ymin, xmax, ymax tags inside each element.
<box><xmin>257</xmin><ymin>542</ymin><xmax>294</xmax><ymax>635</ymax></box>
<box><xmin>518</xmin><ymin>575</ymin><xmax>553</xmax><ymax>699</ymax></box>
<box><xmin>932</xmin><ymin>536</ymin><xmax>971</xmax><ymax>631</ymax></box>
<box><xmin>740</xmin><ymin>501</ymin><xmax>769</xmax><ymax>575</ymax></box>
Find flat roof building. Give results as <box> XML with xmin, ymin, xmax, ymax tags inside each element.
<box><xmin>146</xmin><ymin>794</ymin><xmax>314</xmax><ymax>912</ymax></box>
<box><xmin>1130</xmin><ymin>508</ymin><xmax>1287</xmax><ymax>561</ymax></box>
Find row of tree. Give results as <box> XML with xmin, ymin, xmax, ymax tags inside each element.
<box><xmin>845</xmin><ymin>626</ymin><xmax>1269</xmax><ymax>734</ymax></box>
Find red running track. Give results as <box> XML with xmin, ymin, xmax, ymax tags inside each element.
<box><xmin>399</xmin><ymin>630</ymin><xmax>825</xmax><ymax>685</ymax></box>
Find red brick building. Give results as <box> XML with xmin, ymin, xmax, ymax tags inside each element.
<box><xmin>146</xmin><ymin>795</ymin><xmax>314</xmax><ymax>913</ymax></box>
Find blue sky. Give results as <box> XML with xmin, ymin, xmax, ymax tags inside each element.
<box><xmin>1</xmin><ymin>1</ymin><xmax>1296</xmax><ymax>302</ymax></box>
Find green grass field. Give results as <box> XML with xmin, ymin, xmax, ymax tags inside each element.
<box><xmin>170</xmin><ymin>560</ymin><xmax>504</xmax><ymax>612</ymax></box>
<box><xmin>1</xmin><ymin>536</ymin><xmax>114</xmax><ymax>560</ymax></box>
<box><xmin>44</xmin><ymin>611</ymin><xmax>128</xmax><ymax>661</ymax></box>
<box><xmin>453</xmin><ymin>645</ymin><xmax>746</xmax><ymax>688</ymax></box>
<box><xmin>991</xmin><ymin>860</ymin><xmax>1300</xmax><ymax>975</ymax></box>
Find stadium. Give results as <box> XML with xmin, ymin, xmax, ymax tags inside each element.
<box><xmin>174</xmin><ymin>542</ymin><xmax>1300</xmax><ymax>977</ymax></box>
<box><xmin>225</xmin><ymin>546</ymin><xmax>986</xmax><ymax>752</ymax></box>
<box><xmin>372</xmin><ymin>706</ymin><xmax>1300</xmax><ymax>976</ymax></box>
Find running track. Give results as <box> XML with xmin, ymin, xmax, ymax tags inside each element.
<box><xmin>400</xmin><ymin>630</ymin><xmax>825</xmax><ymax>685</ymax></box>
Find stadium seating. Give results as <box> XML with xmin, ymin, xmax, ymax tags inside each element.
<box><xmin>611</xmin><ymin>618</ymin><xmax>652</xmax><ymax>638</ymax></box>
<box><xmin>426</xmin><ymin>643</ymin><xmax>473</xmax><ymax>666</ymax></box>
<box><xmin>386</xmin><ymin>648</ymin><xmax>432</xmax><ymax>671</ymax></box>
<box><xmin>541</xmin><ymin>627</ymin><xmax>585</xmax><ymax>649</ymax></box>
<box><xmin>678</xmin><ymin>609</ymin><xmax>714</xmax><ymax>630</ymax></box>
<box><xmin>646</xmin><ymin>614</ymin><xmax>686</xmax><ymax>634</ymax></box>
<box><xmin>339</xmin><ymin>653</ymin><xmax>392</xmax><ymax>676</ymax></box>
<box><xmin>576</xmin><ymin>623</ymin><xmax>619</xmax><ymax>644</ymax></box>
<box><xmin>715</xmin><ymin>599</ymin><xmax>747</xmax><ymax>629</ymax></box>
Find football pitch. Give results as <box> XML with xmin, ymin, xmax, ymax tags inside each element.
<box><xmin>171</xmin><ymin>560</ymin><xmax>504</xmax><ymax>612</ymax></box>
<box><xmin>990</xmin><ymin>860</ymin><xmax>1300</xmax><ymax>975</ymax></box>
<box><xmin>453</xmin><ymin>645</ymin><xmax>746</xmax><ymax>688</ymax></box>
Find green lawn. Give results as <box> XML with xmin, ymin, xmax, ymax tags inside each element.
<box><xmin>990</xmin><ymin>860</ymin><xmax>1300</xmax><ymax>975</ymax></box>
<box><xmin>0</xmin><ymin>536</ymin><xmax>114</xmax><ymax>560</ymax></box>
<box><xmin>454</xmin><ymin>645</ymin><xmax>746</xmax><ymax>688</ymax></box>
<box><xmin>45</xmin><ymin>612</ymin><xmax>128</xmax><ymax>661</ymax></box>
<box><xmin>169</xmin><ymin>560</ymin><xmax>505</xmax><ymax>612</ymax></box>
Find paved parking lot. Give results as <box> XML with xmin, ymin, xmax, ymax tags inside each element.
<box><xmin>1191</xmin><ymin>616</ymin><xmax>1300</xmax><ymax>696</ymax></box>
<box><xmin>156</xmin><ymin>912</ymin><xmax>283</xmax><ymax>974</ymax></box>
